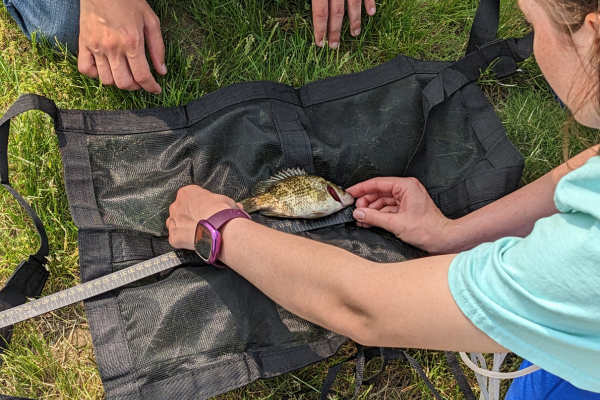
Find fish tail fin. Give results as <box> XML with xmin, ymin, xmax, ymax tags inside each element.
<box><xmin>239</xmin><ymin>197</ymin><xmax>260</xmax><ymax>213</ymax></box>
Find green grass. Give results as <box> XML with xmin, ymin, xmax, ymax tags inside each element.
<box><xmin>0</xmin><ymin>0</ymin><xmax>596</xmax><ymax>399</ymax></box>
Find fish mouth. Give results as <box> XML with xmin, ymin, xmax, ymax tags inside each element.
<box><xmin>341</xmin><ymin>195</ymin><xmax>355</xmax><ymax>207</ymax></box>
<box><xmin>327</xmin><ymin>185</ymin><xmax>342</xmax><ymax>203</ymax></box>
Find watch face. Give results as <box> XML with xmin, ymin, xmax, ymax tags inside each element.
<box><xmin>194</xmin><ymin>222</ymin><xmax>214</xmax><ymax>262</ymax></box>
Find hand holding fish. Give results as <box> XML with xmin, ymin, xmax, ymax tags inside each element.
<box><xmin>167</xmin><ymin>185</ymin><xmax>242</xmax><ymax>250</ymax></box>
<box><xmin>347</xmin><ymin>177</ymin><xmax>453</xmax><ymax>254</ymax></box>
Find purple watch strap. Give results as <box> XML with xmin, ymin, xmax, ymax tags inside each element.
<box><xmin>206</xmin><ymin>209</ymin><xmax>251</xmax><ymax>230</ymax></box>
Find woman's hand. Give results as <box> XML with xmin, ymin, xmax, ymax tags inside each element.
<box><xmin>312</xmin><ymin>0</ymin><xmax>376</xmax><ymax>48</ymax></box>
<box><xmin>166</xmin><ymin>185</ymin><xmax>241</xmax><ymax>250</ymax></box>
<box><xmin>346</xmin><ymin>177</ymin><xmax>453</xmax><ymax>254</ymax></box>
<box><xmin>78</xmin><ymin>0</ymin><xmax>167</xmax><ymax>94</ymax></box>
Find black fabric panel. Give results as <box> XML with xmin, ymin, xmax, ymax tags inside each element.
<box><xmin>57</xmin><ymin>130</ymin><xmax>141</xmax><ymax>398</ymax></box>
<box><xmin>56</xmin><ymin>82</ymin><xmax>299</xmax><ymax>135</ymax></box>
<box><xmin>270</xmin><ymin>100</ymin><xmax>315</xmax><ymax>174</ymax></box>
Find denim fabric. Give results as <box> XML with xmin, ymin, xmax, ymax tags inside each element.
<box><xmin>506</xmin><ymin>360</ymin><xmax>600</xmax><ymax>400</ymax></box>
<box><xmin>3</xmin><ymin>0</ymin><xmax>80</xmax><ymax>53</ymax></box>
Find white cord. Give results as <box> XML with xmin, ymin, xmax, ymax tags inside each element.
<box><xmin>459</xmin><ymin>352</ymin><xmax>541</xmax><ymax>400</ymax></box>
<box><xmin>459</xmin><ymin>352</ymin><xmax>540</xmax><ymax>379</ymax></box>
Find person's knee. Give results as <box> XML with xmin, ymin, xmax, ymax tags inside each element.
<box><xmin>3</xmin><ymin>0</ymin><xmax>80</xmax><ymax>53</ymax></box>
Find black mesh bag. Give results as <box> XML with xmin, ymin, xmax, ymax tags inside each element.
<box><xmin>0</xmin><ymin>0</ymin><xmax>532</xmax><ymax>398</ymax></box>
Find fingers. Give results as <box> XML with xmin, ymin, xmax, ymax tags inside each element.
<box><xmin>364</xmin><ymin>0</ymin><xmax>376</xmax><ymax>16</ymax></box>
<box><xmin>110</xmin><ymin>55</ymin><xmax>143</xmax><ymax>91</ymax></box>
<box><xmin>127</xmin><ymin>52</ymin><xmax>161</xmax><ymax>93</ymax></box>
<box><xmin>327</xmin><ymin>0</ymin><xmax>344</xmax><ymax>49</ymax></box>
<box><xmin>95</xmin><ymin>54</ymin><xmax>115</xmax><ymax>86</ymax></box>
<box><xmin>78</xmin><ymin>45</ymin><xmax>99</xmax><ymax>78</ymax></box>
<box><xmin>312</xmin><ymin>0</ymin><xmax>328</xmax><ymax>47</ymax></box>
<box><xmin>347</xmin><ymin>0</ymin><xmax>362</xmax><ymax>36</ymax></box>
<box><xmin>144</xmin><ymin>13</ymin><xmax>167</xmax><ymax>75</ymax></box>
<box><xmin>347</xmin><ymin>177</ymin><xmax>401</xmax><ymax>198</ymax></box>
<box><xmin>353</xmin><ymin>207</ymin><xmax>397</xmax><ymax>232</ymax></box>
<box><xmin>366</xmin><ymin>196</ymin><xmax>397</xmax><ymax>210</ymax></box>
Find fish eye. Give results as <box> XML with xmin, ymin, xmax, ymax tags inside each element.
<box><xmin>327</xmin><ymin>185</ymin><xmax>342</xmax><ymax>203</ymax></box>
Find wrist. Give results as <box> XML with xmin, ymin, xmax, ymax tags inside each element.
<box><xmin>427</xmin><ymin>218</ymin><xmax>460</xmax><ymax>255</ymax></box>
<box><xmin>199</xmin><ymin>204</ymin><xmax>235</xmax><ymax>222</ymax></box>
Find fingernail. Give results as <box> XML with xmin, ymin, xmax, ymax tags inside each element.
<box><xmin>330</xmin><ymin>41</ymin><xmax>339</xmax><ymax>49</ymax></box>
<box><xmin>354</xmin><ymin>209</ymin><xmax>365</xmax><ymax>221</ymax></box>
<box><xmin>162</xmin><ymin>63</ymin><xmax>167</xmax><ymax>74</ymax></box>
<box><xmin>317</xmin><ymin>39</ymin><xmax>324</xmax><ymax>47</ymax></box>
<box><xmin>353</xmin><ymin>28</ymin><xmax>361</xmax><ymax>36</ymax></box>
<box><xmin>370</xmin><ymin>7</ymin><xmax>376</xmax><ymax>15</ymax></box>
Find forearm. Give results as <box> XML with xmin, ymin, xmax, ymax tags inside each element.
<box><xmin>219</xmin><ymin>219</ymin><xmax>505</xmax><ymax>352</ymax></box>
<box><xmin>219</xmin><ymin>218</ymin><xmax>372</xmax><ymax>339</ymax></box>
<box><xmin>439</xmin><ymin>146</ymin><xmax>599</xmax><ymax>253</ymax></box>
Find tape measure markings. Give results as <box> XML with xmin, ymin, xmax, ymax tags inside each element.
<box><xmin>0</xmin><ymin>251</ymin><xmax>192</xmax><ymax>329</ymax></box>
<box><xmin>0</xmin><ymin>207</ymin><xmax>357</xmax><ymax>330</ymax></box>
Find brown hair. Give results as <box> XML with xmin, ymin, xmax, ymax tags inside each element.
<box><xmin>539</xmin><ymin>0</ymin><xmax>600</xmax><ymax>158</ymax></box>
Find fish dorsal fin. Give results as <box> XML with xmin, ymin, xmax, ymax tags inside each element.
<box><xmin>252</xmin><ymin>168</ymin><xmax>307</xmax><ymax>195</ymax></box>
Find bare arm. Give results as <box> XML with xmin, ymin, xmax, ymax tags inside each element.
<box><xmin>347</xmin><ymin>146</ymin><xmax>600</xmax><ymax>254</ymax></box>
<box><xmin>167</xmin><ymin>187</ymin><xmax>507</xmax><ymax>353</ymax></box>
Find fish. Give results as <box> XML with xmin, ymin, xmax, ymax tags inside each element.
<box><xmin>239</xmin><ymin>168</ymin><xmax>355</xmax><ymax>219</ymax></box>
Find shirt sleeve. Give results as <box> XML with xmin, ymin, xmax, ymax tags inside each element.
<box><xmin>448</xmin><ymin>211</ymin><xmax>600</xmax><ymax>392</ymax></box>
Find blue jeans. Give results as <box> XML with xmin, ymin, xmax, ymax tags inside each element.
<box><xmin>3</xmin><ymin>0</ymin><xmax>80</xmax><ymax>53</ymax></box>
<box><xmin>506</xmin><ymin>360</ymin><xmax>600</xmax><ymax>400</ymax></box>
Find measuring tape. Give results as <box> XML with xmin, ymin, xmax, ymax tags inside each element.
<box><xmin>0</xmin><ymin>207</ymin><xmax>356</xmax><ymax>330</ymax></box>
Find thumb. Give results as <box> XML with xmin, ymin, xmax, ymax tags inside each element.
<box><xmin>353</xmin><ymin>208</ymin><xmax>396</xmax><ymax>232</ymax></box>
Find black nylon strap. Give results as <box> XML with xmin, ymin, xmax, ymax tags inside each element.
<box><xmin>422</xmin><ymin>34</ymin><xmax>533</xmax><ymax>117</ymax></box>
<box><xmin>0</xmin><ymin>94</ymin><xmax>57</xmax><ymax>372</ymax></box>
<box><xmin>466</xmin><ymin>0</ymin><xmax>500</xmax><ymax>54</ymax></box>
<box><xmin>318</xmin><ymin>347</ymin><xmax>447</xmax><ymax>400</ymax></box>
<box><xmin>0</xmin><ymin>395</ymin><xmax>36</xmax><ymax>400</ymax></box>
<box><xmin>362</xmin><ymin>348</ymin><xmax>404</xmax><ymax>385</ymax></box>
<box><xmin>352</xmin><ymin>344</ymin><xmax>366</xmax><ymax>399</ymax></box>
<box><xmin>270</xmin><ymin>99</ymin><xmax>316</xmax><ymax>174</ymax></box>
<box><xmin>319</xmin><ymin>359</ymin><xmax>347</xmax><ymax>400</ymax></box>
<box><xmin>445</xmin><ymin>351</ymin><xmax>477</xmax><ymax>400</ymax></box>
<box><xmin>403</xmin><ymin>351</ymin><xmax>444</xmax><ymax>400</ymax></box>
<box><xmin>0</xmin><ymin>94</ymin><xmax>57</xmax><ymax>263</ymax></box>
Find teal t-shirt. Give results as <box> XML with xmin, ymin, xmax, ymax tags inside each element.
<box><xmin>448</xmin><ymin>156</ymin><xmax>600</xmax><ymax>393</ymax></box>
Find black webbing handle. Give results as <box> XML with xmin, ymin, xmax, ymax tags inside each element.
<box><xmin>466</xmin><ymin>0</ymin><xmax>534</xmax><ymax>79</ymax></box>
<box><xmin>445</xmin><ymin>351</ymin><xmax>478</xmax><ymax>400</ymax></box>
<box><xmin>467</xmin><ymin>0</ymin><xmax>500</xmax><ymax>54</ymax></box>
<box><xmin>0</xmin><ymin>94</ymin><xmax>57</xmax><ymax>370</ymax></box>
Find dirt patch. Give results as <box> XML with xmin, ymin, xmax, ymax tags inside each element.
<box><xmin>161</xmin><ymin>6</ymin><xmax>205</xmax><ymax>76</ymax></box>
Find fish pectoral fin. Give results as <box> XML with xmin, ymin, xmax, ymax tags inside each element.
<box><xmin>252</xmin><ymin>180</ymin><xmax>278</xmax><ymax>196</ymax></box>
<box><xmin>259</xmin><ymin>210</ymin><xmax>283</xmax><ymax>217</ymax></box>
<box><xmin>307</xmin><ymin>210</ymin><xmax>330</xmax><ymax>219</ymax></box>
<box><xmin>239</xmin><ymin>197</ymin><xmax>260</xmax><ymax>214</ymax></box>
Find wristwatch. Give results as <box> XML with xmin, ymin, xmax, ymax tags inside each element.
<box><xmin>194</xmin><ymin>208</ymin><xmax>252</xmax><ymax>267</ymax></box>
